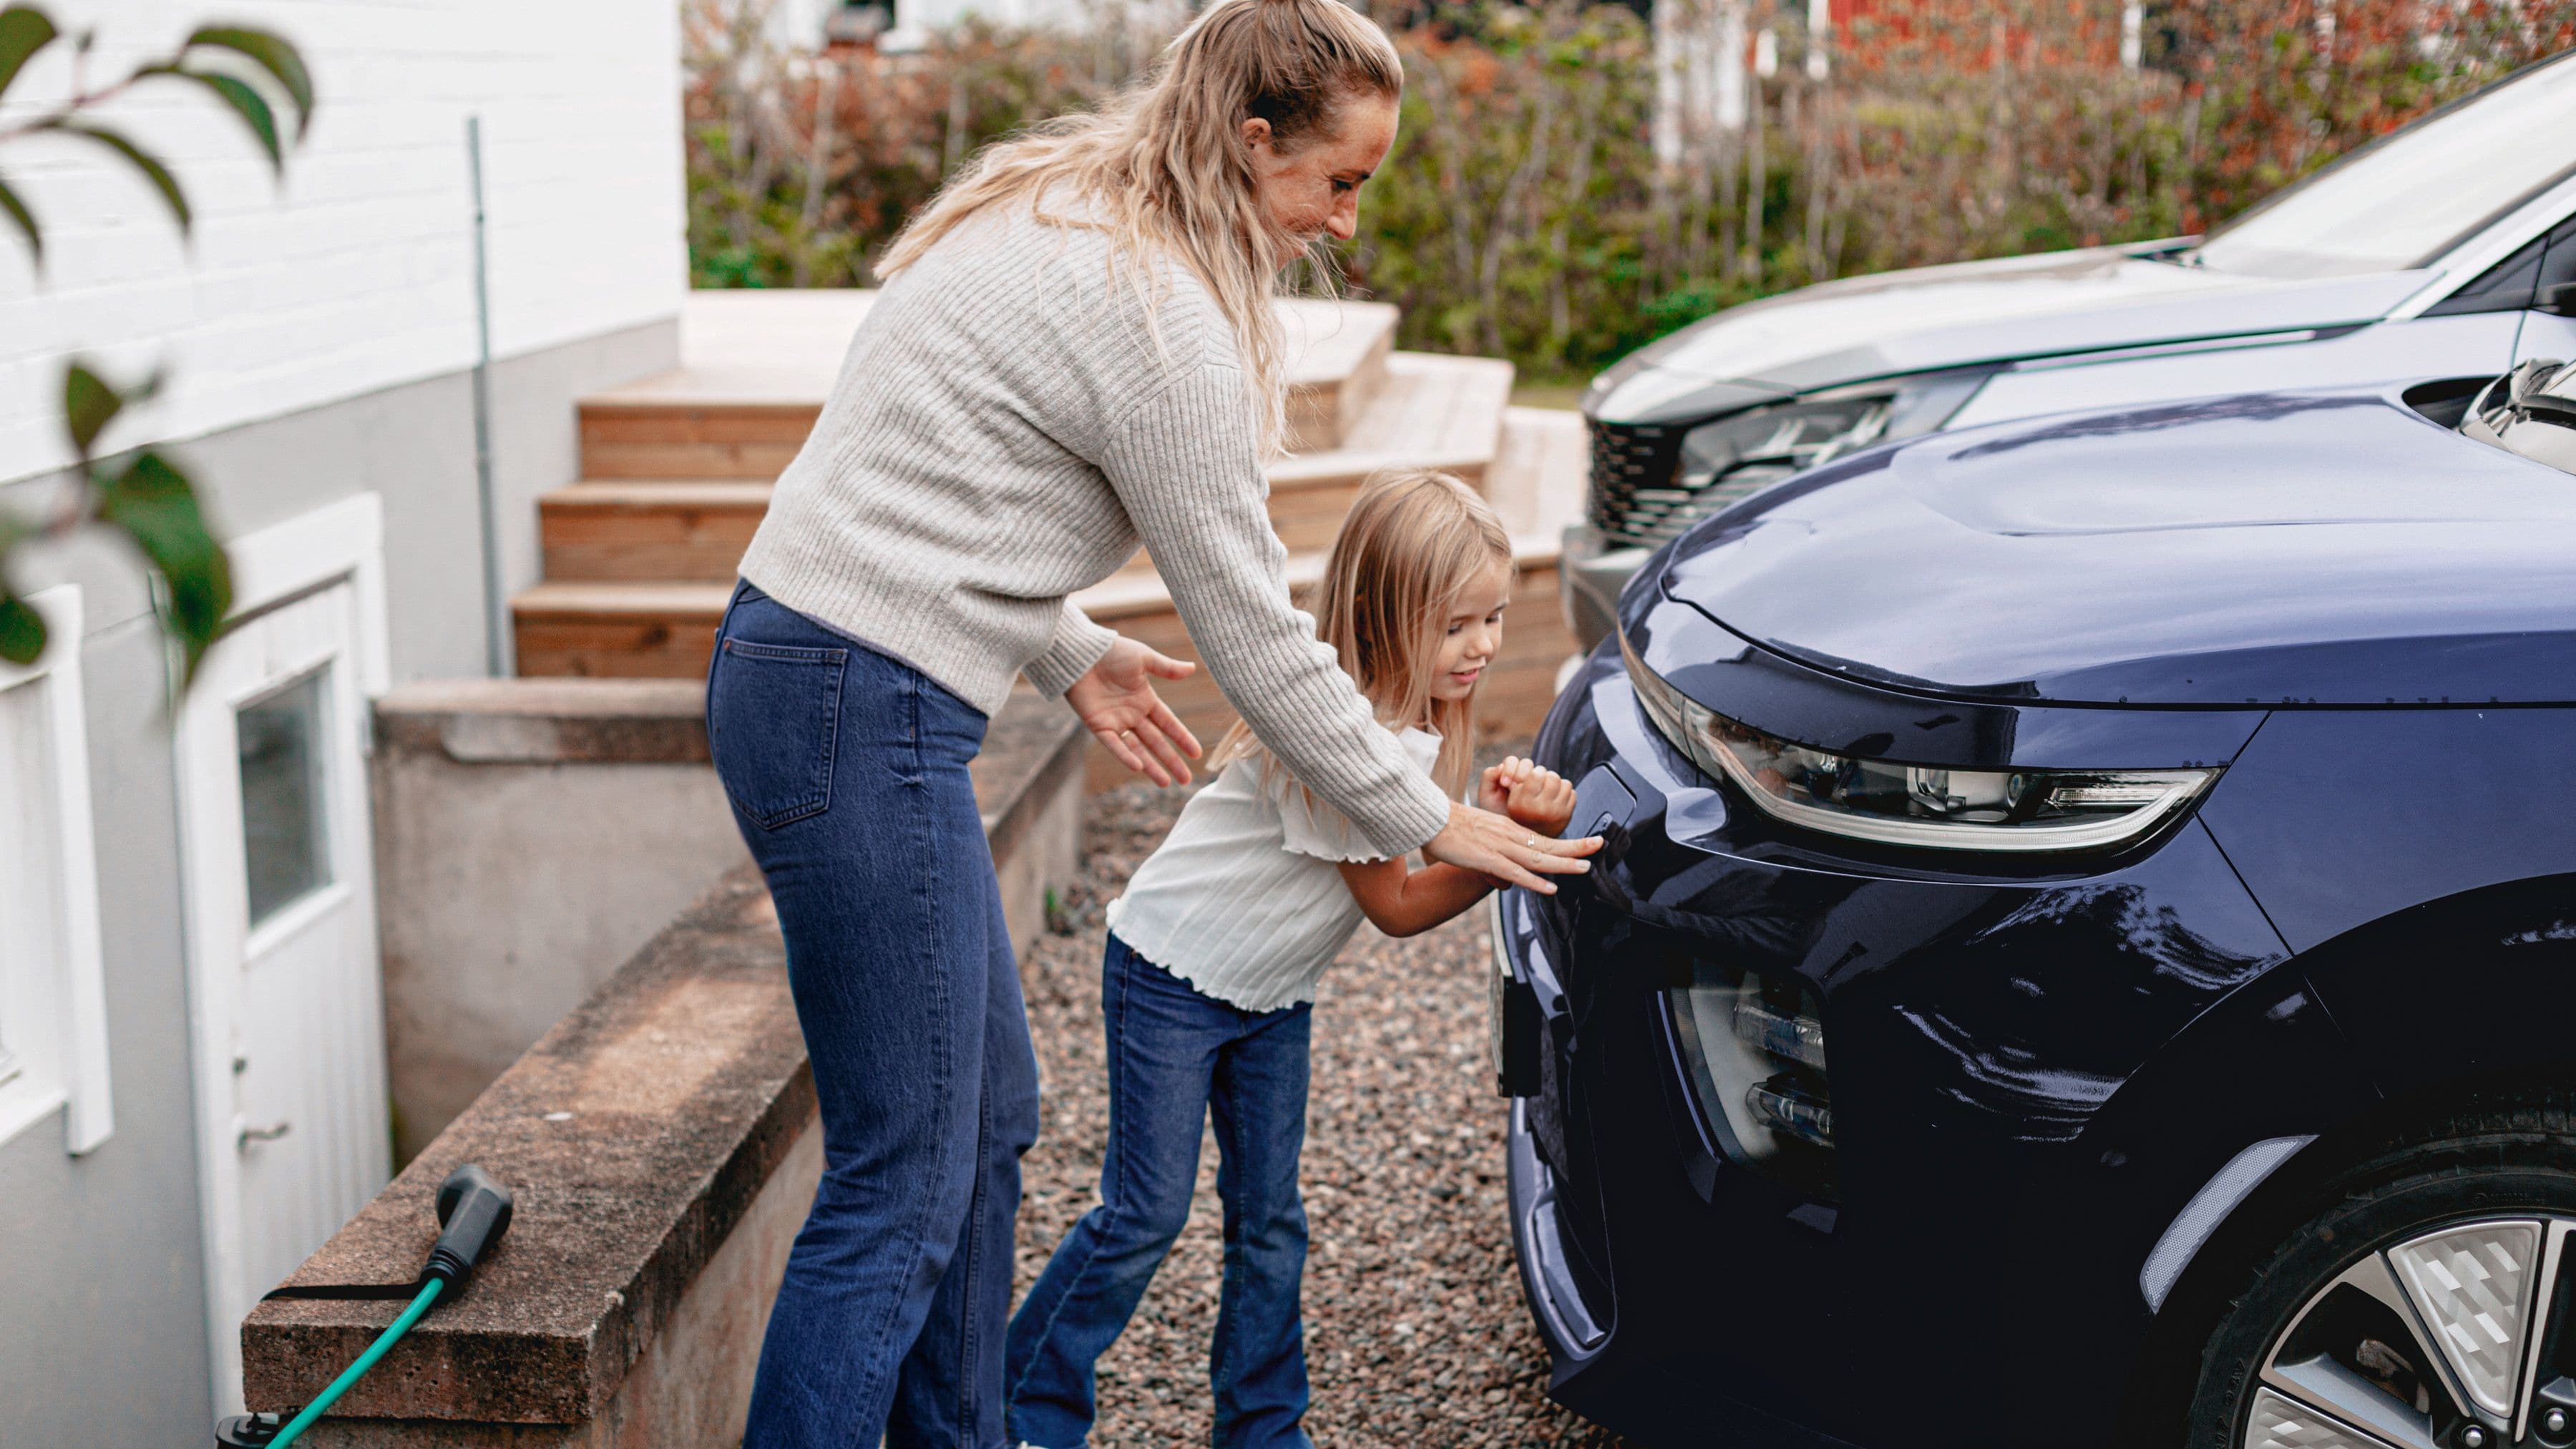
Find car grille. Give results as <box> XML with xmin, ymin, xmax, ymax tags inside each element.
<box><xmin>1586</xmin><ymin>419</ymin><xmax>1686</xmax><ymax>540</ymax></box>
<box><xmin>1589</xmin><ymin>404</ymin><xmax>1875</xmax><ymax>548</ymax></box>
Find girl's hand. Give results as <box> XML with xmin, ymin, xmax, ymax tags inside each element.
<box><xmin>1066</xmin><ymin>637</ymin><xmax>1203</xmax><ymax>786</ymax></box>
<box><xmin>1423</xmin><ymin>800</ymin><xmax>1600</xmax><ymax>895</ymax></box>
<box><xmin>1475</xmin><ymin>760</ymin><xmax>1518</xmax><ymax>814</ymax></box>
<box><xmin>1506</xmin><ymin>765</ymin><xmax>1576</xmax><ymax>837</ymax></box>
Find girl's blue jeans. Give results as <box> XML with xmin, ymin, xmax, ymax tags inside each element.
<box><xmin>708</xmin><ymin>582</ymin><xmax>1040</xmax><ymax>1449</ymax></box>
<box><xmin>1005</xmin><ymin>932</ymin><xmax>1314</xmax><ymax>1449</ymax></box>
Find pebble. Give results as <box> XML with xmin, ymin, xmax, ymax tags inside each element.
<box><xmin>1013</xmin><ymin>755</ymin><xmax>1630</xmax><ymax>1448</ymax></box>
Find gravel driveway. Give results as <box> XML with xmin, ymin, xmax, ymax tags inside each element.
<box><xmin>1011</xmin><ymin>770</ymin><xmax>1630</xmax><ymax>1449</ymax></box>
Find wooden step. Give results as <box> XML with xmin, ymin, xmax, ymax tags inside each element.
<box><xmin>539</xmin><ymin>351</ymin><xmax>1516</xmax><ymax>585</ymax></box>
<box><xmin>1483</xmin><ymin>404</ymin><xmax>1588</xmax><ymax>544</ymax></box>
<box><xmin>511</xmin><ymin>582</ymin><xmax>730</xmax><ymax>680</ymax></box>
<box><xmin>576</xmin><ymin>400</ymin><xmax>819</xmax><ymax>482</ymax></box>
<box><xmin>577</xmin><ymin>292</ymin><xmax>1405</xmax><ymax>479</ymax></box>
<box><xmin>1263</xmin><ymin>351</ymin><xmax>1515</xmax><ymax>547</ymax></box>
<box><xmin>575</xmin><ymin>291</ymin><xmax>879</xmax><ymax>478</ymax></box>
<box><xmin>539</xmin><ymin>482</ymin><xmax>773</xmax><ymax>582</ymax></box>
<box><xmin>1279</xmin><ymin>298</ymin><xmax>1395</xmax><ymax>453</ymax></box>
<box><xmin>516</xmin><ymin>405</ymin><xmax>1584</xmax><ymax>718</ymax></box>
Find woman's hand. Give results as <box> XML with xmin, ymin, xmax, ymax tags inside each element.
<box><xmin>1066</xmin><ymin>636</ymin><xmax>1204</xmax><ymax>786</ymax></box>
<box><xmin>1422</xmin><ymin>799</ymin><xmax>1600</xmax><ymax>895</ymax></box>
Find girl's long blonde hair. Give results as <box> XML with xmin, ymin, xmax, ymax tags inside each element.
<box><xmin>1213</xmin><ymin>469</ymin><xmax>1513</xmax><ymax>802</ymax></box>
<box><xmin>875</xmin><ymin>0</ymin><xmax>1403</xmax><ymax>451</ymax></box>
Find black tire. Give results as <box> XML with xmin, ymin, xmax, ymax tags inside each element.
<box><xmin>2185</xmin><ymin>1103</ymin><xmax>2576</xmax><ymax>1448</ymax></box>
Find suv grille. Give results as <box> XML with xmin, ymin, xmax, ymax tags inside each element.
<box><xmin>1586</xmin><ymin>419</ymin><xmax>1685</xmax><ymax>540</ymax></box>
<box><xmin>1588</xmin><ymin>394</ymin><xmax>1905</xmax><ymax>548</ymax></box>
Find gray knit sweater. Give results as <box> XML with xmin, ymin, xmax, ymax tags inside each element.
<box><xmin>737</xmin><ymin>202</ymin><xmax>1453</xmax><ymax>856</ymax></box>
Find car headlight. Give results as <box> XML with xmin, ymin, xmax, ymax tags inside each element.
<box><xmin>1621</xmin><ymin>634</ymin><xmax>2215</xmax><ymax>853</ymax></box>
<box><xmin>1611</xmin><ymin>374</ymin><xmax>1986</xmax><ymax>547</ymax></box>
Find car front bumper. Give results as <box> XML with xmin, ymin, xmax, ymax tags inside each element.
<box><xmin>1493</xmin><ymin>636</ymin><xmax>2366</xmax><ymax>1449</ymax></box>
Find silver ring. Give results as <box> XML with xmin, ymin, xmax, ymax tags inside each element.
<box><xmin>1525</xmin><ymin>837</ymin><xmax>1538</xmax><ymax>847</ymax></box>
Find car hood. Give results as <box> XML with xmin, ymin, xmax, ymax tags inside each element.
<box><xmin>1654</xmin><ymin>390</ymin><xmax>2576</xmax><ymax>707</ymax></box>
<box><xmin>1589</xmin><ymin>246</ymin><xmax>2435</xmax><ymax>424</ymax></box>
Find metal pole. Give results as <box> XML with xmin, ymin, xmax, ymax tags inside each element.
<box><xmin>467</xmin><ymin>115</ymin><xmax>508</xmax><ymax>678</ymax></box>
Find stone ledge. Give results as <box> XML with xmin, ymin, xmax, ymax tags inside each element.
<box><xmin>375</xmin><ymin>676</ymin><xmax>1083</xmax><ymax>781</ymax></box>
<box><xmin>376</xmin><ymin>679</ymin><xmax>711</xmax><ymax>765</ymax></box>
<box><xmin>245</xmin><ymin>867</ymin><xmax>805</xmax><ymax>1424</ymax></box>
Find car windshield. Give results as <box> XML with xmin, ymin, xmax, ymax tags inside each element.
<box><xmin>2190</xmin><ymin>52</ymin><xmax>2576</xmax><ymax>279</ymax></box>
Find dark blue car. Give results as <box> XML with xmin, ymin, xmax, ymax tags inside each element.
<box><xmin>1500</xmin><ymin>379</ymin><xmax>2576</xmax><ymax>1449</ymax></box>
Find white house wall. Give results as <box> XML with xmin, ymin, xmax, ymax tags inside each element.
<box><xmin>0</xmin><ymin>0</ymin><xmax>688</xmax><ymax>485</ymax></box>
<box><xmin>0</xmin><ymin>9</ymin><xmax>690</xmax><ymax>1440</ymax></box>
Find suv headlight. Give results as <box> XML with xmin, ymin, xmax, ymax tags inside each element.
<box><xmin>1611</xmin><ymin>398</ymin><xmax>1890</xmax><ymax>547</ymax></box>
<box><xmin>1611</xmin><ymin>373</ymin><xmax>1986</xmax><ymax>547</ymax></box>
<box><xmin>1622</xmin><ymin>634</ymin><xmax>2215</xmax><ymax>854</ymax></box>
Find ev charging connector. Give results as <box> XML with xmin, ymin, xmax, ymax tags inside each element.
<box><xmin>215</xmin><ymin>1163</ymin><xmax>515</xmax><ymax>1448</ymax></box>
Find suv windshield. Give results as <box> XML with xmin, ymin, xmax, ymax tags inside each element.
<box><xmin>2192</xmin><ymin>52</ymin><xmax>2576</xmax><ymax>280</ymax></box>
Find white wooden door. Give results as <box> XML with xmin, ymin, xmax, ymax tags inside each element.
<box><xmin>179</xmin><ymin>560</ymin><xmax>391</xmax><ymax>1413</ymax></box>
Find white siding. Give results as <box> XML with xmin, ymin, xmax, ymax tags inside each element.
<box><xmin>0</xmin><ymin>0</ymin><xmax>686</xmax><ymax>484</ymax></box>
<box><xmin>0</xmin><ymin>585</ymin><xmax>112</xmax><ymax>1157</ymax></box>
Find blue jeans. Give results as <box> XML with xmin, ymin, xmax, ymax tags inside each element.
<box><xmin>1005</xmin><ymin>934</ymin><xmax>1314</xmax><ymax>1449</ymax></box>
<box><xmin>708</xmin><ymin>582</ymin><xmax>1041</xmax><ymax>1449</ymax></box>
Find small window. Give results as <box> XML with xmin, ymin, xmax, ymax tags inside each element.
<box><xmin>236</xmin><ymin>670</ymin><xmax>333</xmax><ymax>927</ymax></box>
<box><xmin>0</xmin><ymin>586</ymin><xmax>114</xmax><ymax>1153</ymax></box>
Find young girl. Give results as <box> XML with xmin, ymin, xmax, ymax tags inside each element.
<box><xmin>1002</xmin><ymin>470</ymin><xmax>1578</xmax><ymax>1449</ymax></box>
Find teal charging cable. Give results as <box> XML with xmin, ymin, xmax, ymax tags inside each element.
<box><xmin>265</xmin><ymin>1278</ymin><xmax>444</xmax><ymax>1448</ymax></box>
<box><xmin>217</xmin><ymin>1163</ymin><xmax>513</xmax><ymax>1447</ymax></box>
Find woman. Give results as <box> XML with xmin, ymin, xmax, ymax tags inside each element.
<box><xmin>704</xmin><ymin>1</ymin><xmax>1599</xmax><ymax>1444</ymax></box>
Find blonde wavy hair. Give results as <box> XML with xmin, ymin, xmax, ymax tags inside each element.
<box><xmin>874</xmin><ymin>0</ymin><xmax>1402</xmax><ymax>450</ymax></box>
<box><xmin>1211</xmin><ymin>469</ymin><xmax>1513</xmax><ymax>803</ymax></box>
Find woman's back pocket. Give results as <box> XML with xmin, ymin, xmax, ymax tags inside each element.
<box><xmin>708</xmin><ymin>638</ymin><xmax>847</xmax><ymax>829</ymax></box>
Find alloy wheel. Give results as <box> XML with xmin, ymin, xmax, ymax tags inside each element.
<box><xmin>2246</xmin><ymin>1216</ymin><xmax>2576</xmax><ymax>1449</ymax></box>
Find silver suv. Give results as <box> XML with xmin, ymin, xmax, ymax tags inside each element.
<box><xmin>1566</xmin><ymin>47</ymin><xmax>2576</xmax><ymax>648</ymax></box>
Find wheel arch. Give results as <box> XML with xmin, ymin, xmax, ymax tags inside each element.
<box><xmin>2113</xmin><ymin>874</ymin><xmax>2576</xmax><ymax>1443</ymax></box>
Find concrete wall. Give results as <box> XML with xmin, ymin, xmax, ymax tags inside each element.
<box><xmin>371</xmin><ymin>681</ymin><xmax>749</xmax><ymax>1163</ymax></box>
<box><xmin>0</xmin><ymin>323</ymin><xmax>675</xmax><ymax>1445</ymax></box>
<box><xmin>0</xmin><ymin>0</ymin><xmax>687</xmax><ymax>484</ymax></box>
<box><xmin>371</xmin><ymin>680</ymin><xmax>1087</xmax><ymax>1164</ymax></box>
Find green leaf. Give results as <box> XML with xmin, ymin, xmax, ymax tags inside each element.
<box><xmin>0</xmin><ymin>509</ymin><xmax>39</xmax><ymax>666</ymax></box>
<box><xmin>62</xmin><ymin>360</ymin><xmax>119</xmax><ymax>459</ymax></box>
<box><xmin>155</xmin><ymin>67</ymin><xmax>280</xmax><ymax>170</ymax></box>
<box><xmin>184</xmin><ymin>26</ymin><xmax>313</xmax><ymax>140</ymax></box>
<box><xmin>0</xmin><ymin>593</ymin><xmax>44</xmax><ymax>665</ymax></box>
<box><xmin>0</xmin><ymin>172</ymin><xmax>37</xmax><ymax>263</ymax></box>
<box><xmin>50</xmin><ymin>122</ymin><xmax>190</xmax><ymax>233</ymax></box>
<box><xmin>94</xmin><ymin>451</ymin><xmax>230</xmax><ymax>682</ymax></box>
<box><xmin>0</xmin><ymin>6</ymin><xmax>57</xmax><ymax>102</ymax></box>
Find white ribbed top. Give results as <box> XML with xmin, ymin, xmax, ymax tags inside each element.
<box><xmin>1106</xmin><ymin>728</ymin><xmax>1443</xmax><ymax>1013</ymax></box>
<box><xmin>736</xmin><ymin>199</ymin><xmax>1450</xmax><ymax>856</ymax></box>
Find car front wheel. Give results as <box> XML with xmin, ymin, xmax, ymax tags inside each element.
<box><xmin>2189</xmin><ymin>1106</ymin><xmax>2576</xmax><ymax>1449</ymax></box>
